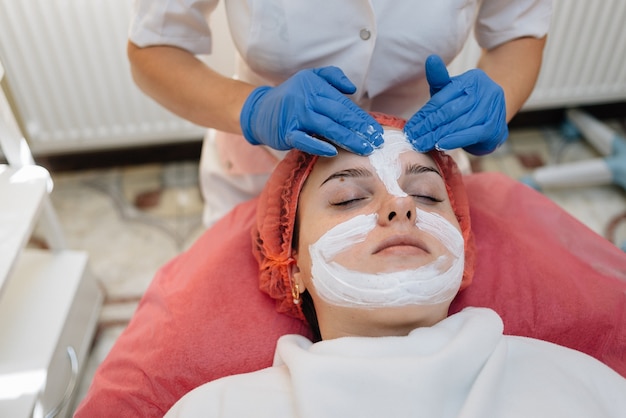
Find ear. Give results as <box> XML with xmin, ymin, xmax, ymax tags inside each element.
<box><xmin>289</xmin><ymin>250</ymin><xmax>307</xmax><ymax>292</ymax></box>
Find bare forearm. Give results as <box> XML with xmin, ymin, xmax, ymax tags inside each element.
<box><xmin>477</xmin><ymin>36</ymin><xmax>547</xmax><ymax>122</ymax></box>
<box><xmin>127</xmin><ymin>41</ymin><xmax>256</xmax><ymax>134</ymax></box>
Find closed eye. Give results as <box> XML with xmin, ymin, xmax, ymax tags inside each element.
<box><xmin>411</xmin><ymin>194</ymin><xmax>443</xmax><ymax>204</ymax></box>
<box><xmin>330</xmin><ymin>197</ymin><xmax>367</xmax><ymax>207</ymax></box>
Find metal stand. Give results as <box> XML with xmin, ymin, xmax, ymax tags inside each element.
<box><xmin>520</xmin><ymin>108</ymin><xmax>626</xmax><ymax>251</ymax></box>
<box><xmin>520</xmin><ymin>109</ymin><xmax>626</xmax><ymax>191</ymax></box>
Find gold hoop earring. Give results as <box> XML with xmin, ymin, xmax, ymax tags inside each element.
<box><xmin>292</xmin><ymin>282</ymin><xmax>301</xmax><ymax>305</ymax></box>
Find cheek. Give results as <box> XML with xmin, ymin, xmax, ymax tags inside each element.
<box><xmin>428</xmin><ymin>207</ymin><xmax>461</xmax><ymax>236</ymax></box>
<box><xmin>446</xmin><ymin>214</ymin><xmax>461</xmax><ymax>236</ymax></box>
<box><xmin>324</xmin><ymin>241</ymin><xmax>369</xmax><ymax>269</ymax></box>
<box><xmin>305</xmin><ymin>213</ymin><xmax>378</xmax><ymax>273</ymax></box>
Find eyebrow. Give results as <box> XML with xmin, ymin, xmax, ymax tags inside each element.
<box><xmin>320</xmin><ymin>163</ymin><xmax>442</xmax><ymax>187</ymax></box>
<box><xmin>405</xmin><ymin>163</ymin><xmax>442</xmax><ymax>178</ymax></box>
<box><xmin>320</xmin><ymin>167</ymin><xmax>372</xmax><ymax>186</ymax></box>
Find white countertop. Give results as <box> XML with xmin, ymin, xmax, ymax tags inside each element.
<box><xmin>0</xmin><ymin>164</ymin><xmax>50</xmax><ymax>296</ymax></box>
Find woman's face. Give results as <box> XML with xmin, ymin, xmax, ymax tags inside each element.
<box><xmin>292</xmin><ymin>129</ymin><xmax>463</xmax><ymax>339</ymax></box>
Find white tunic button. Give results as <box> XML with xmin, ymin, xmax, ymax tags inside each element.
<box><xmin>359</xmin><ymin>28</ymin><xmax>371</xmax><ymax>40</ymax></box>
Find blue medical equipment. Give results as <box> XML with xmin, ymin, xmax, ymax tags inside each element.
<box><xmin>520</xmin><ymin>108</ymin><xmax>626</xmax><ymax>251</ymax></box>
<box><xmin>521</xmin><ymin>109</ymin><xmax>626</xmax><ymax>192</ymax></box>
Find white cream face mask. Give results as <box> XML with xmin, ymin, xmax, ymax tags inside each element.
<box><xmin>308</xmin><ymin>129</ymin><xmax>465</xmax><ymax>308</ymax></box>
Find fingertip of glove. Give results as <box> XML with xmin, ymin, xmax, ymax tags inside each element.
<box><xmin>425</xmin><ymin>54</ymin><xmax>444</xmax><ymax>67</ymax></box>
<box><xmin>316</xmin><ymin>147</ymin><xmax>338</xmax><ymax>157</ymax></box>
<box><xmin>293</xmin><ymin>133</ymin><xmax>338</xmax><ymax>156</ymax></box>
<box><xmin>357</xmin><ymin>143</ymin><xmax>375</xmax><ymax>156</ymax></box>
<box><xmin>357</xmin><ymin>127</ymin><xmax>383</xmax><ymax>150</ymax></box>
<box><xmin>371</xmin><ymin>130</ymin><xmax>384</xmax><ymax>147</ymax></box>
<box><xmin>434</xmin><ymin>143</ymin><xmax>450</xmax><ymax>152</ymax></box>
<box><xmin>462</xmin><ymin>145</ymin><xmax>491</xmax><ymax>156</ymax></box>
<box><xmin>425</xmin><ymin>55</ymin><xmax>450</xmax><ymax>94</ymax></box>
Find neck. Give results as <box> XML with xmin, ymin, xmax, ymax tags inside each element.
<box><xmin>317</xmin><ymin>303</ymin><xmax>450</xmax><ymax>340</ymax></box>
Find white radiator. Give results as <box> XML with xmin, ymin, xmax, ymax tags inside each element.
<box><xmin>0</xmin><ymin>0</ymin><xmax>234</xmax><ymax>155</ymax></box>
<box><xmin>449</xmin><ymin>0</ymin><xmax>626</xmax><ymax>111</ymax></box>
<box><xmin>0</xmin><ymin>0</ymin><xmax>624</xmax><ymax>155</ymax></box>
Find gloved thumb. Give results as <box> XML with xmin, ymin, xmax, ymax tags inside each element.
<box><xmin>313</xmin><ymin>66</ymin><xmax>357</xmax><ymax>95</ymax></box>
<box><xmin>425</xmin><ymin>55</ymin><xmax>451</xmax><ymax>96</ymax></box>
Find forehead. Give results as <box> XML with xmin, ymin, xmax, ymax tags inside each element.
<box><xmin>309</xmin><ymin>132</ymin><xmax>437</xmax><ymax>181</ymax></box>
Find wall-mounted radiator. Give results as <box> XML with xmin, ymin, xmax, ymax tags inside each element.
<box><xmin>0</xmin><ymin>0</ymin><xmax>624</xmax><ymax>155</ymax></box>
<box><xmin>0</xmin><ymin>0</ymin><xmax>234</xmax><ymax>155</ymax></box>
<box><xmin>449</xmin><ymin>0</ymin><xmax>626</xmax><ymax>110</ymax></box>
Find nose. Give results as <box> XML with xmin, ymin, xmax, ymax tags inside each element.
<box><xmin>379</xmin><ymin>195</ymin><xmax>416</xmax><ymax>225</ymax></box>
<box><xmin>388</xmin><ymin>210</ymin><xmax>411</xmax><ymax>222</ymax></box>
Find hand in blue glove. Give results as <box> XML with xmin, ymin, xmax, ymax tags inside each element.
<box><xmin>404</xmin><ymin>55</ymin><xmax>508</xmax><ymax>156</ymax></box>
<box><xmin>240</xmin><ymin>67</ymin><xmax>383</xmax><ymax>156</ymax></box>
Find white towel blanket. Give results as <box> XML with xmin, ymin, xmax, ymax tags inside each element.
<box><xmin>166</xmin><ymin>308</ymin><xmax>626</xmax><ymax>417</ymax></box>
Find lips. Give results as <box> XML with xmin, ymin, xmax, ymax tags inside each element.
<box><xmin>373</xmin><ymin>235</ymin><xmax>430</xmax><ymax>255</ymax></box>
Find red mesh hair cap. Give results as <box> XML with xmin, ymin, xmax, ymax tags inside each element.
<box><xmin>253</xmin><ymin>113</ymin><xmax>476</xmax><ymax>321</ymax></box>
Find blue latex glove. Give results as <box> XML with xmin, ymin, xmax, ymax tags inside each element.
<box><xmin>240</xmin><ymin>67</ymin><xmax>383</xmax><ymax>156</ymax></box>
<box><xmin>404</xmin><ymin>55</ymin><xmax>508</xmax><ymax>156</ymax></box>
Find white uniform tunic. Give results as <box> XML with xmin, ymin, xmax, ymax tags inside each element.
<box><xmin>164</xmin><ymin>308</ymin><xmax>626</xmax><ymax>418</ymax></box>
<box><xmin>130</xmin><ymin>0</ymin><xmax>552</xmax><ymax>224</ymax></box>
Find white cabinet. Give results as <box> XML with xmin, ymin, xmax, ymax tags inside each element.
<box><xmin>0</xmin><ymin>61</ymin><xmax>103</xmax><ymax>418</ymax></box>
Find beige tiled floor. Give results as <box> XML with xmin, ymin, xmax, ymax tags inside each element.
<box><xmin>37</xmin><ymin>122</ymin><xmax>625</xmax><ymax>414</ymax></box>
<box><xmin>39</xmin><ymin>161</ymin><xmax>207</xmax><ymax>411</ymax></box>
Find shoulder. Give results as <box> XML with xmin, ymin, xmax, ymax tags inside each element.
<box><xmin>505</xmin><ymin>334</ymin><xmax>624</xmax><ymax>378</ymax></box>
<box><xmin>165</xmin><ymin>365</ymin><xmax>294</xmax><ymax>417</ymax></box>
<box><xmin>498</xmin><ymin>335</ymin><xmax>626</xmax><ymax>414</ymax></box>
